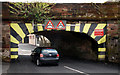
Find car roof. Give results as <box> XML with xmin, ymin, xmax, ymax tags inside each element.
<box><xmin>36</xmin><ymin>47</ymin><xmax>54</xmax><ymax>49</ymax></box>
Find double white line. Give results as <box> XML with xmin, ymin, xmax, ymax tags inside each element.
<box><xmin>64</xmin><ymin>66</ymin><xmax>89</xmax><ymax>75</ymax></box>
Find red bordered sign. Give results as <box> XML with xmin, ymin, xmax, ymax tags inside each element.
<box><xmin>45</xmin><ymin>20</ymin><xmax>55</xmax><ymax>29</ymax></box>
<box><xmin>56</xmin><ymin>20</ymin><xmax>65</xmax><ymax>29</ymax></box>
<box><xmin>94</xmin><ymin>29</ymin><xmax>104</xmax><ymax>36</ymax></box>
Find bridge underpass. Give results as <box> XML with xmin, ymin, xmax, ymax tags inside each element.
<box><xmin>10</xmin><ymin>23</ymin><xmax>107</xmax><ymax>61</ymax></box>
<box><xmin>33</xmin><ymin>31</ymin><xmax>98</xmax><ymax>60</ymax></box>
<box><xmin>4</xmin><ymin>23</ymin><xmax>119</xmax><ymax>74</ymax></box>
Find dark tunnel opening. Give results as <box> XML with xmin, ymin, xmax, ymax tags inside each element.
<box><xmin>33</xmin><ymin>30</ymin><xmax>98</xmax><ymax>61</ymax></box>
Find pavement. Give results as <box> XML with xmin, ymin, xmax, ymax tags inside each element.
<box><xmin>2</xmin><ymin>43</ymin><xmax>120</xmax><ymax>75</ymax></box>
<box><xmin>18</xmin><ymin>43</ymin><xmax>36</xmax><ymax>55</ymax></box>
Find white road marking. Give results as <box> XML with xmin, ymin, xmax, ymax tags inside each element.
<box><xmin>64</xmin><ymin>66</ymin><xmax>89</xmax><ymax>75</ymax></box>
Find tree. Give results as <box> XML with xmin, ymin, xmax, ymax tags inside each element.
<box><xmin>7</xmin><ymin>2</ymin><xmax>55</xmax><ymax>23</ymax></box>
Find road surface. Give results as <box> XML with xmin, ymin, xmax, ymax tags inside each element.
<box><xmin>2</xmin><ymin>43</ymin><xmax>119</xmax><ymax>75</ymax></box>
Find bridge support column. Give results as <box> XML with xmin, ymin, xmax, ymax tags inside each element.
<box><xmin>98</xmin><ymin>47</ymin><xmax>106</xmax><ymax>61</ymax></box>
<box><xmin>10</xmin><ymin>48</ymin><xmax>19</xmax><ymax>62</ymax></box>
<box><xmin>97</xmin><ymin>36</ymin><xmax>106</xmax><ymax>61</ymax></box>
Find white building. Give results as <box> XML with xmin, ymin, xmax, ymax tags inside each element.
<box><xmin>28</xmin><ymin>34</ymin><xmax>51</xmax><ymax>47</ymax></box>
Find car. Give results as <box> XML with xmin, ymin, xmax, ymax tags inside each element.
<box><xmin>31</xmin><ymin>47</ymin><xmax>59</xmax><ymax>66</ymax></box>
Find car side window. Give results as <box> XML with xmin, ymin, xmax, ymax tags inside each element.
<box><xmin>34</xmin><ymin>48</ymin><xmax>40</xmax><ymax>53</ymax></box>
<box><xmin>34</xmin><ymin>48</ymin><xmax>37</xmax><ymax>52</ymax></box>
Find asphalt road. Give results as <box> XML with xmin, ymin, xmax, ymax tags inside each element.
<box><xmin>2</xmin><ymin>43</ymin><xmax>120</xmax><ymax>75</ymax></box>
<box><xmin>6</xmin><ymin>55</ymin><xmax>119</xmax><ymax>74</ymax></box>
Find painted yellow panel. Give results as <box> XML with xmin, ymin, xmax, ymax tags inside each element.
<box><xmin>74</xmin><ymin>24</ymin><xmax>80</xmax><ymax>32</ymax></box>
<box><xmin>98</xmin><ymin>55</ymin><xmax>105</xmax><ymax>59</ymax></box>
<box><xmin>98</xmin><ymin>48</ymin><xmax>106</xmax><ymax>52</ymax></box>
<box><xmin>47</xmin><ymin>29</ymin><xmax>52</xmax><ymax>31</ymax></box>
<box><xmin>82</xmin><ymin>24</ymin><xmax>91</xmax><ymax>34</ymax></box>
<box><xmin>25</xmin><ymin>23</ymin><xmax>34</xmax><ymax>33</ymax></box>
<box><xmin>11</xmin><ymin>55</ymin><xmax>18</xmax><ymax>59</ymax></box>
<box><xmin>97</xmin><ymin>35</ymin><xmax>106</xmax><ymax>44</ymax></box>
<box><xmin>66</xmin><ymin>24</ymin><xmax>71</xmax><ymax>31</ymax></box>
<box><xmin>10</xmin><ymin>35</ymin><xmax>19</xmax><ymax>44</ymax></box>
<box><xmin>37</xmin><ymin>24</ymin><xmax>43</xmax><ymax>31</ymax></box>
<box><xmin>11</xmin><ymin>48</ymin><xmax>18</xmax><ymax>52</ymax></box>
<box><xmin>11</xmin><ymin>23</ymin><xmax>25</xmax><ymax>39</ymax></box>
<box><xmin>91</xmin><ymin>24</ymin><xmax>106</xmax><ymax>39</ymax></box>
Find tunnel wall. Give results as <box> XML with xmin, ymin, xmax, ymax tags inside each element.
<box><xmin>10</xmin><ymin>23</ymin><xmax>107</xmax><ymax>61</ymax></box>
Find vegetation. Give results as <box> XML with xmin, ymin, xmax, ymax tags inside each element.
<box><xmin>8</xmin><ymin>2</ymin><xmax>55</xmax><ymax>23</ymax></box>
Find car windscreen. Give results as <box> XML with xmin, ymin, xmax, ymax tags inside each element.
<box><xmin>42</xmin><ymin>49</ymin><xmax>58</xmax><ymax>54</ymax></box>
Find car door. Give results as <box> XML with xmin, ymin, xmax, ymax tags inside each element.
<box><xmin>34</xmin><ymin>48</ymin><xmax>41</xmax><ymax>60</ymax></box>
<box><xmin>31</xmin><ymin>48</ymin><xmax>38</xmax><ymax>61</ymax></box>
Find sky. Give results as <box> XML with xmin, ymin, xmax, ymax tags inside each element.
<box><xmin>0</xmin><ymin>0</ymin><xmax>111</xmax><ymax>3</ymax></box>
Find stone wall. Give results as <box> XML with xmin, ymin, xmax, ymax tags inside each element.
<box><xmin>107</xmin><ymin>23</ymin><xmax>119</xmax><ymax>63</ymax></box>
<box><xmin>2</xmin><ymin>22</ymin><xmax>10</xmax><ymax>62</ymax></box>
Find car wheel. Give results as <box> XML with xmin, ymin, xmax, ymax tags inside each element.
<box><xmin>36</xmin><ymin>59</ymin><xmax>40</xmax><ymax>66</ymax></box>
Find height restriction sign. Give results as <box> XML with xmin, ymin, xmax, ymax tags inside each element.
<box><xmin>45</xmin><ymin>20</ymin><xmax>55</xmax><ymax>29</ymax></box>
<box><xmin>56</xmin><ymin>20</ymin><xmax>65</xmax><ymax>29</ymax></box>
<box><xmin>44</xmin><ymin>20</ymin><xmax>66</xmax><ymax>30</ymax></box>
<box><xmin>94</xmin><ymin>29</ymin><xmax>104</xmax><ymax>36</ymax></box>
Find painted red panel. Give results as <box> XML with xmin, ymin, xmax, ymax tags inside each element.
<box><xmin>94</xmin><ymin>29</ymin><xmax>104</xmax><ymax>36</ymax></box>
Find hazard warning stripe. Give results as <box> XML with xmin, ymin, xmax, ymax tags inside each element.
<box><xmin>34</xmin><ymin>25</ymin><xmax>38</xmax><ymax>32</ymax></box>
<box><xmin>10</xmin><ymin>48</ymin><xmax>18</xmax><ymax>59</ymax></box>
<box><xmin>90</xmin><ymin>24</ymin><xmax>106</xmax><ymax>39</ymax></box>
<box><xmin>11</xmin><ymin>52</ymin><xmax>18</xmax><ymax>55</ymax></box>
<box><xmin>98</xmin><ymin>48</ymin><xmax>106</xmax><ymax>52</ymax></box>
<box><xmin>98</xmin><ymin>42</ymin><xmax>106</xmax><ymax>48</ymax></box>
<box><xmin>97</xmin><ymin>35</ymin><xmax>106</xmax><ymax>44</ymax></box>
<box><xmin>10</xmin><ymin>42</ymin><xmax>18</xmax><ymax>48</ymax></box>
<box><xmin>11</xmin><ymin>48</ymin><xmax>18</xmax><ymax>52</ymax></box>
<box><xmin>98</xmin><ymin>52</ymin><xmax>106</xmax><ymax>55</ymax></box>
<box><xmin>82</xmin><ymin>23</ymin><xmax>91</xmax><ymax>34</ymax></box>
<box><xmin>18</xmin><ymin>23</ymin><xmax>29</xmax><ymax>35</ymax></box>
<box><xmin>87</xmin><ymin>23</ymin><xmax>98</xmax><ymax>36</ymax></box>
<box><xmin>80</xmin><ymin>23</ymin><xmax>85</xmax><ymax>32</ymax></box>
<box><xmin>10</xmin><ymin>35</ymin><xmax>19</xmax><ymax>44</ymax></box>
<box><xmin>11</xmin><ymin>55</ymin><xmax>18</xmax><ymax>59</ymax></box>
<box><xmin>98</xmin><ymin>55</ymin><xmax>105</xmax><ymax>59</ymax></box>
<box><xmin>25</xmin><ymin>23</ymin><xmax>34</xmax><ymax>34</ymax></box>
<box><xmin>42</xmin><ymin>26</ymin><xmax>45</xmax><ymax>31</ymax></box>
<box><xmin>47</xmin><ymin>29</ymin><xmax>52</xmax><ymax>31</ymax></box>
<box><xmin>66</xmin><ymin>24</ymin><xmax>71</xmax><ymax>31</ymax></box>
<box><xmin>70</xmin><ymin>26</ymin><xmax>75</xmax><ymax>31</ymax></box>
<box><xmin>10</xmin><ymin>23</ymin><xmax>26</xmax><ymax>39</ymax></box>
<box><xmin>10</xmin><ymin>27</ymin><xmax>22</xmax><ymax>42</ymax></box>
<box><xmin>74</xmin><ymin>24</ymin><xmax>80</xmax><ymax>32</ymax></box>
<box><xmin>37</xmin><ymin>24</ymin><xmax>43</xmax><ymax>31</ymax></box>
